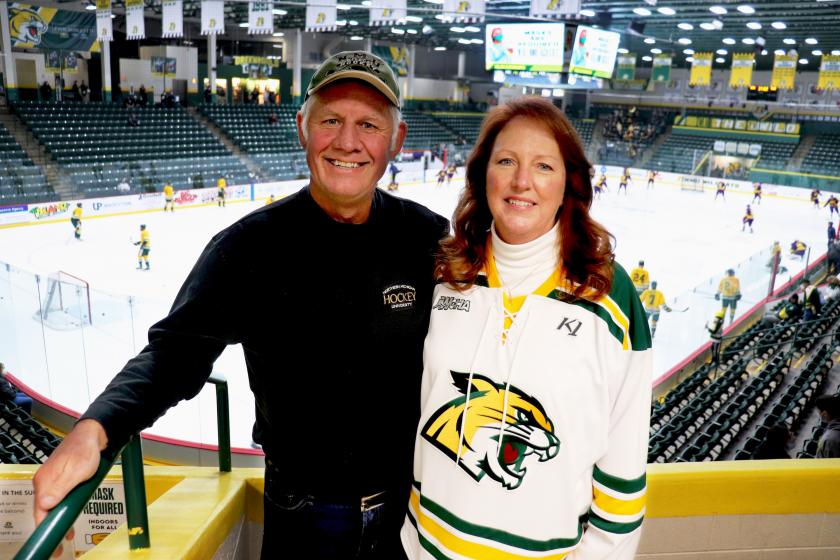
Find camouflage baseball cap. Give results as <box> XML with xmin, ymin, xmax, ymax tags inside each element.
<box><xmin>305</xmin><ymin>51</ymin><xmax>400</xmax><ymax>108</ymax></box>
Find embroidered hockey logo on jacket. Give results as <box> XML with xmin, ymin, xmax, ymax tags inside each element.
<box><xmin>422</xmin><ymin>371</ymin><xmax>560</xmax><ymax>490</ymax></box>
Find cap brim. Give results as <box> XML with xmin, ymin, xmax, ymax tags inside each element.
<box><xmin>308</xmin><ymin>70</ymin><xmax>400</xmax><ymax>107</ymax></box>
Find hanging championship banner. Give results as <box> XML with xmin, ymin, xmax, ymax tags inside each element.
<box><xmin>248</xmin><ymin>1</ymin><xmax>273</xmax><ymax>34</ymax></box>
<box><xmin>369</xmin><ymin>0</ymin><xmax>406</xmax><ymax>26</ymax></box>
<box><xmin>771</xmin><ymin>53</ymin><xmax>796</xmax><ymax>90</ymax></box>
<box><xmin>442</xmin><ymin>0</ymin><xmax>485</xmax><ymax>23</ymax></box>
<box><xmin>729</xmin><ymin>53</ymin><xmax>753</xmax><ymax>88</ymax></box>
<box><xmin>530</xmin><ymin>0</ymin><xmax>580</xmax><ymax>19</ymax></box>
<box><xmin>615</xmin><ymin>54</ymin><xmax>636</xmax><ymax>80</ymax></box>
<box><xmin>162</xmin><ymin>0</ymin><xmax>183</xmax><ymax>38</ymax></box>
<box><xmin>201</xmin><ymin>0</ymin><xmax>224</xmax><ymax>35</ymax></box>
<box><xmin>818</xmin><ymin>55</ymin><xmax>840</xmax><ymax>90</ymax></box>
<box><xmin>125</xmin><ymin>0</ymin><xmax>144</xmax><ymax>40</ymax></box>
<box><xmin>689</xmin><ymin>52</ymin><xmax>712</xmax><ymax>86</ymax></box>
<box><xmin>305</xmin><ymin>0</ymin><xmax>336</xmax><ymax>32</ymax></box>
<box><xmin>651</xmin><ymin>54</ymin><xmax>671</xmax><ymax>82</ymax></box>
<box><xmin>95</xmin><ymin>0</ymin><xmax>111</xmax><ymax>42</ymax></box>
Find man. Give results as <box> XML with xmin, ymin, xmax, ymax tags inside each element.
<box><xmin>829</xmin><ymin>221</ymin><xmax>836</xmax><ymax>249</ymax></box>
<box><xmin>163</xmin><ymin>182</ymin><xmax>175</xmax><ymax>212</ymax></box>
<box><xmin>640</xmin><ymin>280</ymin><xmax>672</xmax><ymax>338</ymax></box>
<box><xmin>71</xmin><ymin>203</ymin><xmax>82</xmax><ymax>241</ymax></box>
<box><xmin>32</xmin><ymin>51</ymin><xmax>448</xmax><ymax>560</ymax></box>
<box><xmin>630</xmin><ymin>259</ymin><xmax>650</xmax><ymax>295</ymax></box>
<box><xmin>715</xmin><ymin>268</ymin><xmax>741</xmax><ymax>323</ymax></box>
<box><xmin>707</xmin><ymin>309</ymin><xmax>725</xmax><ymax>366</ymax></box>
<box><xmin>216</xmin><ymin>176</ymin><xmax>227</xmax><ymax>207</ymax></box>
<box><xmin>760</xmin><ymin>293</ymin><xmax>802</xmax><ymax>327</ymax></box>
<box><xmin>815</xmin><ymin>394</ymin><xmax>840</xmax><ymax>458</ymax></box>
<box><xmin>134</xmin><ymin>224</ymin><xmax>150</xmax><ymax>270</ymax></box>
<box><xmin>801</xmin><ymin>277</ymin><xmax>822</xmax><ymax>321</ymax></box>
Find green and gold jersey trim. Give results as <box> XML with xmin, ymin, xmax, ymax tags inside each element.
<box><xmin>589</xmin><ymin>465</ymin><xmax>647</xmax><ymax>533</ymax></box>
<box><xmin>408</xmin><ymin>484</ymin><xmax>582</xmax><ymax>559</ymax></box>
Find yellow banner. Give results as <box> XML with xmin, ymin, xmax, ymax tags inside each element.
<box><xmin>771</xmin><ymin>54</ymin><xmax>797</xmax><ymax>90</ymax></box>
<box><xmin>729</xmin><ymin>53</ymin><xmax>754</xmax><ymax>88</ymax></box>
<box><xmin>233</xmin><ymin>56</ymin><xmax>279</xmax><ymax>68</ymax></box>
<box><xmin>818</xmin><ymin>55</ymin><xmax>840</xmax><ymax>91</ymax></box>
<box><xmin>689</xmin><ymin>53</ymin><xmax>713</xmax><ymax>86</ymax></box>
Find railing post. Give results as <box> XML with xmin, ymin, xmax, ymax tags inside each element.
<box><xmin>120</xmin><ymin>435</ymin><xmax>151</xmax><ymax>550</ymax></box>
<box><xmin>208</xmin><ymin>373</ymin><xmax>232</xmax><ymax>472</ymax></box>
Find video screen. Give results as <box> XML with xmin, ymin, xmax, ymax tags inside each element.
<box><xmin>568</xmin><ymin>25</ymin><xmax>620</xmax><ymax>79</ymax></box>
<box><xmin>485</xmin><ymin>23</ymin><xmax>566</xmax><ymax>73</ymax></box>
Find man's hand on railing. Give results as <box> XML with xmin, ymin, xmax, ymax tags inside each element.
<box><xmin>31</xmin><ymin>419</ymin><xmax>108</xmax><ymax>556</ymax></box>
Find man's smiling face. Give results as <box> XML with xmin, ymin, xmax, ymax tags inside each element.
<box><xmin>297</xmin><ymin>80</ymin><xmax>405</xmax><ymax>221</ymax></box>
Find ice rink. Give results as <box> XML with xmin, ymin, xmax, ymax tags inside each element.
<box><xmin>0</xmin><ymin>173</ymin><xmax>830</xmax><ymax>448</ymax></box>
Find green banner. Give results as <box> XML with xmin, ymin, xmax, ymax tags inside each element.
<box><xmin>615</xmin><ymin>54</ymin><xmax>636</xmax><ymax>81</ymax></box>
<box><xmin>8</xmin><ymin>3</ymin><xmax>97</xmax><ymax>51</ymax></box>
<box><xmin>372</xmin><ymin>46</ymin><xmax>409</xmax><ymax>77</ymax></box>
<box><xmin>45</xmin><ymin>50</ymin><xmax>78</xmax><ymax>73</ymax></box>
<box><xmin>651</xmin><ymin>54</ymin><xmax>671</xmax><ymax>83</ymax></box>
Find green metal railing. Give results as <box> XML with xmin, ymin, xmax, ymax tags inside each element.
<box><xmin>13</xmin><ymin>375</ymin><xmax>232</xmax><ymax>560</ymax></box>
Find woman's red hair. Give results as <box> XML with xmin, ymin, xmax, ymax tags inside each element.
<box><xmin>437</xmin><ymin>96</ymin><xmax>614</xmax><ymax>300</ymax></box>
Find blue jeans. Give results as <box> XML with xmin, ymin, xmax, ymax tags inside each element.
<box><xmin>261</xmin><ymin>473</ymin><xmax>407</xmax><ymax>559</ymax></box>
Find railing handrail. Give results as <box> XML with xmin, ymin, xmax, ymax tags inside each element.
<box><xmin>13</xmin><ymin>375</ymin><xmax>232</xmax><ymax>559</ymax></box>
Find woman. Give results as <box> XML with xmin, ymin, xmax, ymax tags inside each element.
<box><xmin>401</xmin><ymin>97</ymin><xmax>652</xmax><ymax>559</ymax></box>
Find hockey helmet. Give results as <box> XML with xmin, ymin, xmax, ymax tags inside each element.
<box><xmin>651</xmin><ymin>280</ymin><xmax>657</xmax><ymax>289</ymax></box>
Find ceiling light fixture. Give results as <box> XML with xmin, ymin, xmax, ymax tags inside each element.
<box><xmin>709</xmin><ymin>5</ymin><xmax>727</xmax><ymax>14</ymax></box>
<box><xmin>644</xmin><ymin>37</ymin><xmax>656</xmax><ymax>44</ymax></box>
<box><xmin>617</xmin><ymin>48</ymin><xmax>629</xmax><ymax>54</ymax></box>
<box><xmin>799</xmin><ymin>58</ymin><xmax>809</xmax><ymax>64</ymax></box>
<box><xmin>683</xmin><ymin>48</ymin><xmax>695</xmax><ymax>54</ymax></box>
<box><xmin>678</xmin><ymin>23</ymin><xmax>694</xmax><ymax>30</ymax></box>
<box><xmin>350</xmin><ymin>35</ymin><xmax>363</xmax><ymax>40</ymax></box>
<box><xmin>771</xmin><ymin>21</ymin><xmax>787</xmax><ymax>30</ymax></box>
<box><xmin>737</xmin><ymin>5</ymin><xmax>755</xmax><ymax>14</ymax></box>
<box><xmin>717</xmin><ymin>49</ymin><xmax>728</xmax><ymax>55</ymax></box>
<box><xmin>715</xmin><ymin>57</ymin><xmax>725</xmax><ymax>63</ymax></box>
<box><xmin>742</xmin><ymin>38</ymin><xmax>755</xmax><ymax>45</ymax></box>
<box><xmin>651</xmin><ymin>48</ymin><xmax>663</xmax><ymax>54</ymax></box>
<box><xmin>580</xmin><ymin>9</ymin><xmax>596</xmax><ymax>16</ymax></box>
<box><xmin>686</xmin><ymin>56</ymin><xmax>695</xmax><ymax>62</ymax></box>
<box><xmin>746</xmin><ymin>22</ymin><xmax>762</xmax><ymax>30</ymax></box>
<box><xmin>642</xmin><ymin>55</ymin><xmax>653</xmax><ymax>61</ymax></box>
<box><xmin>434</xmin><ymin>46</ymin><xmax>446</xmax><ymax>51</ymax></box>
<box><xmin>805</xmin><ymin>37</ymin><xmax>818</xmax><ymax>45</ymax></box>
<box><xmin>783</xmin><ymin>38</ymin><xmax>797</xmax><ymax>45</ymax></box>
<box><xmin>678</xmin><ymin>37</ymin><xmax>692</xmax><ymax>45</ymax></box>
<box><xmin>464</xmin><ymin>25</ymin><xmax>481</xmax><ymax>32</ymax></box>
<box><xmin>633</xmin><ymin>7</ymin><xmax>652</xmax><ymax>16</ymax></box>
<box><xmin>700</xmin><ymin>22</ymin><xmax>716</xmax><ymax>30</ymax></box>
<box><xmin>405</xmin><ymin>15</ymin><xmax>423</xmax><ymax>22</ymax></box>
<box><xmin>722</xmin><ymin>37</ymin><xmax>736</xmax><ymax>45</ymax></box>
<box><xmin>658</xmin><ymin>7</ymin><xmax>676</xmax><ymax>15</ymax></box>
<box><xmin>272</xmin><ymin>8</ymin><xmax>288</xmax><ymax>15</ymax></box>
<box><xmin>813</xmin><ymin>49</ymin><xmax>823</xmax><ymax>56</ymax></box>
<box><xmin>774</xmin><ymin>49</ymin><xmax>786</xmax><ymax>55</ymax></box>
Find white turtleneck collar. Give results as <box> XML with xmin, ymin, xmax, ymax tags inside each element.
<box><xmin>490</xmin><ymin>222</ymin><xmax>560</xmax><ymax>297</ymax></box>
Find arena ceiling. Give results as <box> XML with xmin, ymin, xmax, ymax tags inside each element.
<box><xmin>67</xmin><ymin>0</ymin><xmax>840</xmax><ymax>71</ymax></box>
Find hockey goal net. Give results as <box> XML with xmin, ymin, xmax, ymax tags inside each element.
<box><xmin>40</xmin><ymin>271</ymin><xmax>93</xmax><ymax>329</ymax></box>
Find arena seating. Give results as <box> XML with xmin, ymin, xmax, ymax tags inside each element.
<box><xmin>649</xmin><ymin>136</ymin><xmax>715</xmax><ymax>174</ymax></box>
<box><xmin>801</xmin><ymin>135</ymin><xmax>840</xmax><ymax>176</ymax></box>
<box><xmin>428</xmin><ymin>113</ymin><xmax>483</xmax><ymax>145</ymax></box>
<box><xmin>0</xmin><ymin>121</ymin><xmax>54</xmax><ymax>204</ymax></box>
<box><xmin>401</xmin><ymin>111</ymin><xmax>460</xmax><ymax>150</ymax></box>
<box><xmin>198</xmin><ymin>103</ymin><xmax>301</xmax><ymax>154</ymax></box>
<box><xmin>250</xmin><ymin>153</ymin><xmax>308</xmax><ymax>181</ymax></box>
<box><xmin>0</xmin><ymin>400</ymin><xmax>61</xmax><ymax>464</ymax></box>
<box><xmin>12</xmin><ymin>101</ymin><xmax>249</xmax><ymax>194</ymax></box>
<box><xmin>755</xmin><ymin>141</ymin><xmax>799</xmax><ymax>171</ymax></box>
<box><xmin>650</xmin><ymin>295</ymin><xmax>840</xmax><ymax>463</ymax></box>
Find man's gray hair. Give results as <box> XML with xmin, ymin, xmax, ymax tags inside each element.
<box><xmin>298</xmin><ymin>92</ymin><xmax>403</xmax><ymax>152</ymax></box>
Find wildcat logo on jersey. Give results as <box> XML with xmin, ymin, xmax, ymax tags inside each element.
<box><xmin>10</xmin><ymin>8</ymin><xmax>48</xmax><ymax>45</ymax></box>
<box><xmin>422</xmin><ymin>371</ymin><xmax>559</xmax><ymax>490</ymax></box>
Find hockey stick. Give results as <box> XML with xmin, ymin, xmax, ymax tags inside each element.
<box><xmin>670</xmin><ymin>306</ymin><xmax>690</xmax><ymax>312</ymax></box>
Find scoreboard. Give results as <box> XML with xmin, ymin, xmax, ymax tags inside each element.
<box><xmin>747</xmin><ymin>85</ymin><xmax>779</xmax><ymax>102</ymax></box>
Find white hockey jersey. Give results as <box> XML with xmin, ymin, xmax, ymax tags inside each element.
<box><xmin>401</xmin><ymin>256</ymin><xmax>652</xmax><ymax>560</ymax></box>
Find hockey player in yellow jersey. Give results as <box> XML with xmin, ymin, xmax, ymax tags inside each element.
<box><xmin>265</xmin><ymin>194</ymin><xmax>275</xmax><ymax>206</ymax></box>
<box><xmin>640</xmin><ymin>280</ymin><xmax>672</xmax><ymax>337</ymax></box>
<box><xmin>715</xmin><ymin>268</ymin><xmax>741</xmax><ymax>323</ymax></box>
<box><xmin>824</xmin><ymin>195</ymin><xmax>839</xmax><ymax>218</ymax></box>
<box><xmin>216</xmin><ymin>176</ymin><xmax>227</xmax><ymax>207</ymax></box>
<box><xmin>752</xmin><ymin>183</ymin><xmax>762</xmax><ymax>204</ymax></box>
<box><xmin>70</xmin><ymin>203</ymin><xmax>82</xmax><ymax>240</ymax></box>
<box><xmin>647</xmin><ymin>169</ymin><xmax>656</xmax><ymax>189</ymax></box>
<box><xmin>134</xmin><ymin>224</ymin><xmax>150</xmax><ymax>270</ymax></box>
<box><xmin>163</xmin><ymin>183</ymin><xmax>174</xmax><ymax>212</ymax></box>
<box><xmin>630</xmin><ymin>260</ymin><xmax>650</xmax><ymax>295</ymax></box>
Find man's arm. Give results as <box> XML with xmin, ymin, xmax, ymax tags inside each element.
<box><xmin>32</xmin><ymin>227</ymin><xmax>244</xmax><ymax>524</ymax></box>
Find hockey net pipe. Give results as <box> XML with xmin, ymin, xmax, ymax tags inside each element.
<box><xmin>41</xmin><ymin>270</ymin><xmax>93</xmax><ymax>328</ymax></box>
